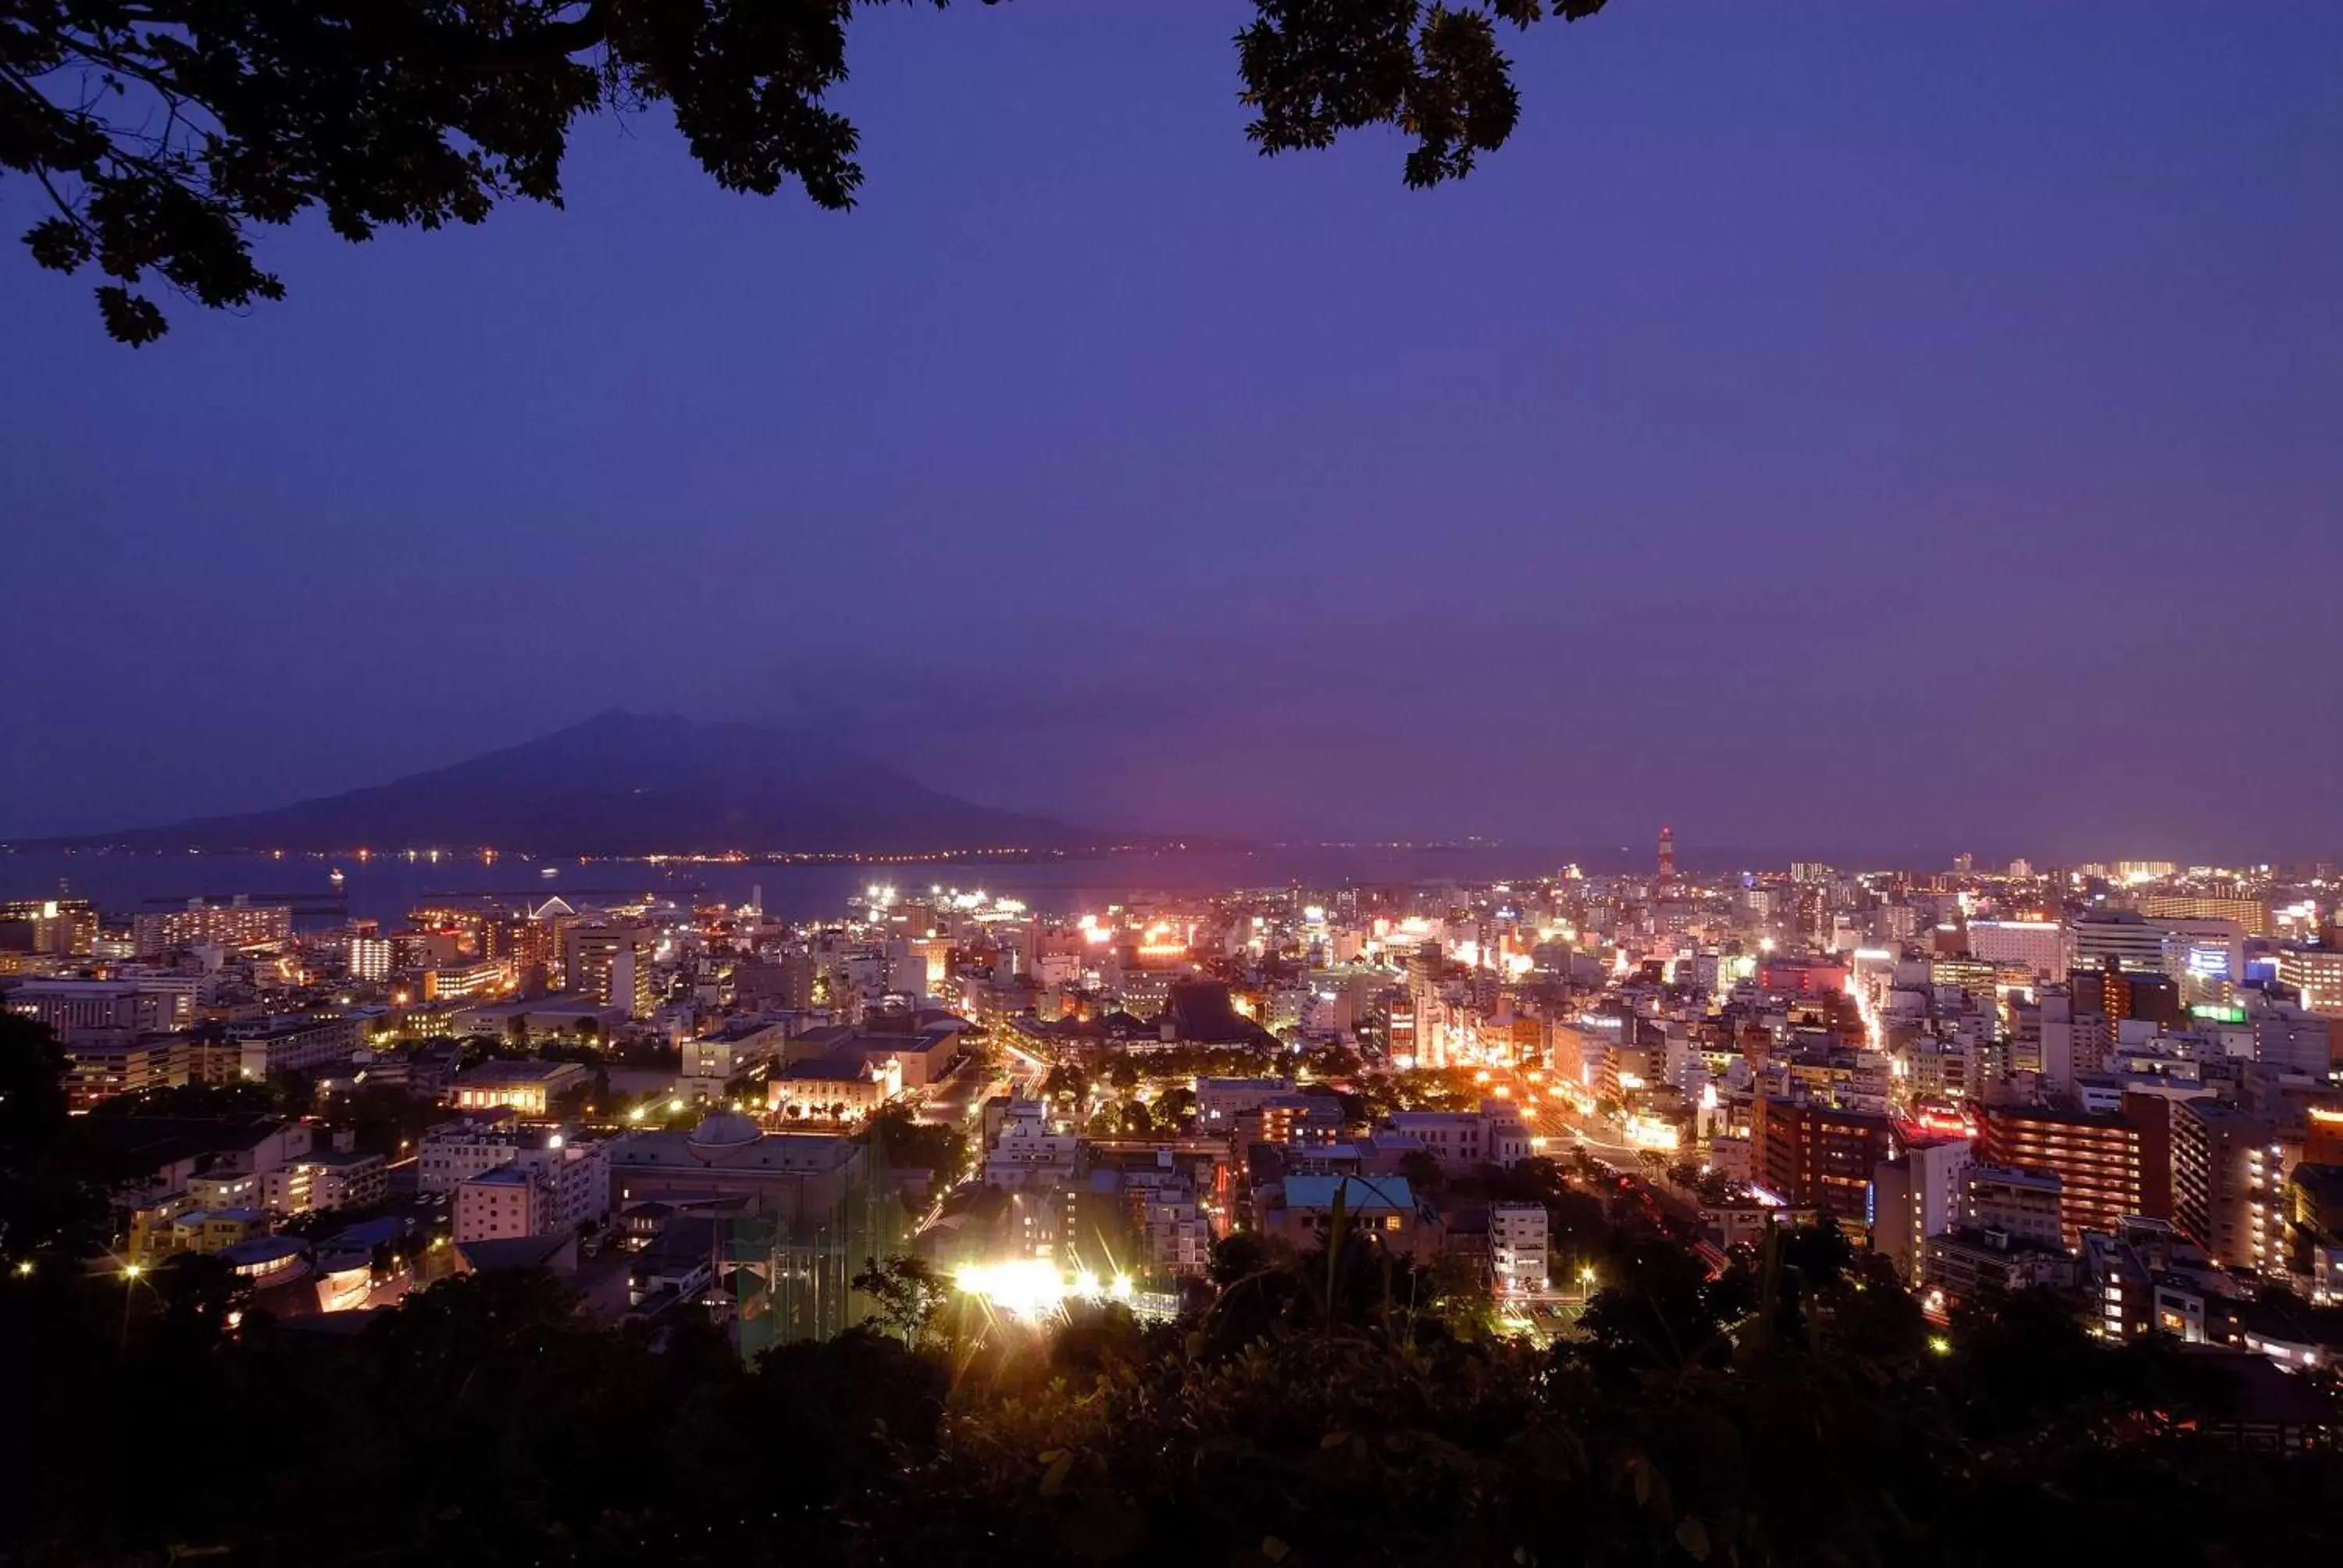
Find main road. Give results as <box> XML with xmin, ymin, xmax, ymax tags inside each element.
<box><xmin>1485</xmin><ymin>1069</ymin><xmax>1646</xmax><ymax>1170</ymax></box>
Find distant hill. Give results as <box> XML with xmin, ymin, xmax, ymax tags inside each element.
<box><xmin>44</xmin><ymin>711</ymin><xmax>1091</xmax><ymax>856</ymax></box>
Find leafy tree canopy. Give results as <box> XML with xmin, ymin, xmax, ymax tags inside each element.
<box><xmin>5</xmin><ymin>0</ymin><xmax>1612</xmax><ymax>342</ymax></box>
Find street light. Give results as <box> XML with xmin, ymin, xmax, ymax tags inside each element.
<box><xmin>122</xmin><ymin>1263</ymin><xmax>144</xmax><ymax>1281</ymax></box>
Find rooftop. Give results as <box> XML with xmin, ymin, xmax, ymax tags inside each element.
<box><xmin>455</xmin><ymin>1059</ymin><xmax>585</xmax><ymax>1083</ymax></box>
<box><xmin>1281</xmin><ymin>1174</ymin><xmax>1417</xmax><ymax>1213</ymax></box>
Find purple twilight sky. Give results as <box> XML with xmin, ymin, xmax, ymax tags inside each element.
<box><xmin>2</xmin><ymin>1</ymin><xmax>2338</xmax><ymax>861</ymax></box>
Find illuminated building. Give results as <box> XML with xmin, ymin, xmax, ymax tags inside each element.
<box><xmin>1962</xmin><ymin>1163</ymin><xmax>2064</xmax><ymax>1249</ymax></box>
<box><xmin>1752</xmin><ymin>1096</ymin><xmax>1896</xmax><ymax>1222</ymax></box>
<box><xmin>1196</xmin><ymin>1075</ymin><xmax>1298</xmax><ymax>1128</ymax></box>
<box><xmin>1656</xmin><ymin>825</ymin><xmax>1676</xmax><ymax>900</ymax></box>
<box><xmin>1871</xmin><ymin>1136</ymin><xmax>1970</xmax><ymax>1283</ymax></box>
<box><xmin>451</xmin><ymin>1058</ymin><xmax>588</xmax><ymax>1115</ymax></box>
<box><xmin>131</xmin><ymin>896</ymin><xmax>292</xmax><ymax>958</ymax></box>
<box><xmin>6</xmin><ymin>979</ymin><xmax>174</xmax><ymax>1039</ymax></box>
<box><xmin>768</xmin><ymin>1053</ymin><xmax>900</xmax><ymax>1120</ymax></box>
<box><xmin>0</xmin><ymin>897</ymin><xmax>98</xmax><ymax>957</ymax></box>
<box><xmin>1385</xmin><ymin>1100</ymin><xmax>1532</xmax><ymax>1174</ymax></box>
<box><xmin>1977</xmin><ymin>1103</ymin><xmax>2147</xmax><ymax>1249</ymax></box>
<box><xmin>2081</xmin><ymin>1228</ymin><xmax>2156</xmax><ymax>1341</ymax></box>
<box><xmin>790</xmin><ymin>1014</ymin><xmax>968</xmax><ymax>1088</ymax></box>
<box><xmin>484</xmin><ymin>910</ymin><xmax>560</xmax><ymax>993</ymax></box>
<box><xmin>55</xmin><ymin>1033</ymin><xmax>232</xmax><ymax>1110</ymax></box>
<box><xmin>1489</xmin><ymin>1202</ymin><xmax>1550</xmax><ymax>1295</ymax></box>
<box><xmin>2171</xmin><ymin>1099</ymin><xmax>2291</xmax><ymax>1270</ymax></box>
<box><xmin>2069</xmin><ymin>962</ymin><xmax>2182</xmax><ymax>1044</ymax></box>
<box><xmin>1754</xmin><ymin>956</ymin><xmax>1849</xmax><ymax>997</ymax></box>
<box><xmin>2138</xmin><ymin>893</ymin><xmax>2272</xmax><ymax>939</ymax></box>
<box><xmin>347</xmin><ymin>935</ymin><xmax>391</xmax><ymax>981</ymax></box>
<box><xmin>1929</xmin><ymin>957</ymin><xmax>2001</xmax><ymax>1017</ymax></box>
<box><xmin>156</xmin><ymin>1208</ymin><xmax>273</xmax><ymax>1260</ymax></box>
<box><xmin>1966</xmin><ymin>918</ymin><xmax>2067</xmax><ymax>976</ymax></box>
<box><xmin>2070</xmin><ymin>914</ymin><xmax>2168</xmax><ymax>977</ymax></box>
<box><xmin>565</xmin><ymin>922</ymin><xmax>656</xmax><ymax>1018</ymax></box>
<box><xmin>423</xmin><ymin>956</ymin><xmax>509</xmax><ymax>1000</ymax></box>
<box><xmin>226</xmin><ymin>1013</ymin><xmax>365</xmax><ymax>1078</ymax></box>
<box><xmin>419</xmin><ymin>1116</ymin><xmax>529</xmax><ymax>1192</ymax></box>
<box><xmin>1405</xmin><ymin>941</ymin><xmax>1443</xmax><ymax>1067</ymax></box>
<box><xmin>455</xmin><ymin>1137</ymin><xmax>610</xmax><ymax>1242</ymax></box>
<box><xmin>2277</xmin><ymin>946</ymin><xmax>2343</xmax><ymax>1018</ymax></box>
<box><xmin>390</xmin><ymin>927</ymin><xmax>465</xmax><ymax>970</ymax></box>
<box><xmin>260</xmin><ymin>1150</ymin><xmax>389</xmax><ymax>1214</ymax></box>
<box><xmin>983</xmin><ymin>1098</ymin><xmax>1078</xmax><ymax>1189</ymax></box>
<box><xmin>2286</xmin><ymin>1164</ymin><xmax>2343</xmax><ymax>1304</ymax></box>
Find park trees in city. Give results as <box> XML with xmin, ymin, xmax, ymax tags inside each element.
<box><xmin>852</xmin><ymin>1252</ymin><xmax>947</xmax><ymax>1348</ymax></box>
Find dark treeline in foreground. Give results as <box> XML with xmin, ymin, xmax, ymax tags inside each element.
<box><xmin>2</xmin><ymin>1016</ymin><xmax>2337</xmax><ymax>1568</ymax></box>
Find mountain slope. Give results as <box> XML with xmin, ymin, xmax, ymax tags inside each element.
<box><xmin>49</xmin><ymin>711</ymin><xmax>1087</xmax><ymax>855</ymax></box>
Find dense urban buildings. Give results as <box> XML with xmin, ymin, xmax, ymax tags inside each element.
<box><xmin>4</xmin><ymin>843</ymin><xmax>2340</xmax><ymax>1456</ymax></box>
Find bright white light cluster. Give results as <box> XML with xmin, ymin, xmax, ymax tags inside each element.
<box><xmin>953</xmin><ymin>1259</ymin><xmax>1134</xmax><ymax>1323</ymax></box>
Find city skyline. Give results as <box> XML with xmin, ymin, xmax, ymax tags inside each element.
<box><xmin>5</xmin><ymin>2</ymin><xmax>2339</xmax><ymax>857</ymax></box>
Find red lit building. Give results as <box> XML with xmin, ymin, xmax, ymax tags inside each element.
<box><xmin>1756</xmin><ymin>957</ymin><xmax>1851</xmax><ymax>998</ymax></box>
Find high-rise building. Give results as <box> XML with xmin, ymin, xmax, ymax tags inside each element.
<box><xmin>565</xmin><ymin>923</ymin><xmax>656</xmax><ymax>1018</ymax></box>
<box><xmin>1656</xmin><ymin>825</ymin><xmax>1677</xmax><ymax>901</ymax></box>
<box><xmin>2277</xmin><ymin>947</ymin><xmax>2343</xmax><ymax>1018</ymax></box>
<box><xmin>1929</xmin><ymin>957</ymin><xmax>2002</xmax><ymax>1017</ymax></box>
<box><xmin>347</xmin><ymin>935</ymin><xmax>391</xmax><ymax>982</ymax></box>
<box><xmin>2171</xmin><ymin>1099</ymin><xmax>2294</xmax><ymax>1270</ymax></box>
<box><xmin>2038</xmin><ymin>985</ymin><xmax>2079</xmax><ymax>1098</ymax></box>
<box><xmin>2070</xmin><ymin>963</ymin><xmax>2182</xmax><ymax>1035</ymax></box>
<box><xmin>2284</xmin><ymin>1164</ymin><xmax>2343</xmax><ymax>1305</ymax></box>
<box><xmin>1753</xmin><ymin>1096</ymin><xmax>1897</xmax><ymax>1222</ymax></box>
<box><xmin>2070</xmin><ymin>915</ymin><xmax>2169</xmax><ymax>977</ymax></box>
<box><xmin>0</xmin><ymin>898</ymin><xmax>98</xmax><ymax>957</ymax></box>
<box><xmin>1977</xmin><ymin>1103</ymin><xmax>2149</xmax><ymax>1250</ymax></box>
<box><xmin>484</xmin><ymin>911</ymin><xmax>560</xmax><ymax>996</ymax></box>
<box><xmin>1967</xmin><ymin>919</ymin><xmax>2067</xmax><ymax>977</ymax></box>
<box><xmin>1871</xmin><ymin>1136</ymin><xmax>1971</xmax><ymax>1283</ymax></box>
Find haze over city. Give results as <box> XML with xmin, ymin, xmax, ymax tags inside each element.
<box><xmin>5</xmin><ymin>1</ymin><xmax>2339</xmax><ymax>860</ymax></box>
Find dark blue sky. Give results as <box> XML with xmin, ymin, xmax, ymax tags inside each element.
<box><xmin>4</xmin><ymin>2</ymin><xmax>2338</xmax><ymax>860</ymax></box>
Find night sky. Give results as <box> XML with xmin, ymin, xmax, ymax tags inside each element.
<box><xmin>4</xmin><ymin>2</ymin><xmax>2338</xmax><ymax>860</ymax></box>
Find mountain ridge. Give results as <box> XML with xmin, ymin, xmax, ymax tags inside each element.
<box><xmin>29</xmin><ymin>711</ymin><xmax>1094</xmax><ymax>857</ymax></box>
